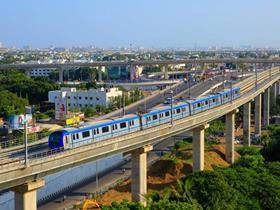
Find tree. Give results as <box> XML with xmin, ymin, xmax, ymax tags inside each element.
<box><xmin>0</xmin><ymin>90</ymin><xmax>29</xmax><ymax>118</ymax></box>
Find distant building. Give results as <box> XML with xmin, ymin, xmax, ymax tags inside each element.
<box><xmin>48</xmin><ymin>87</ymin><xmax>122</xmax><ymax>111</ymax></box>
<box><xmin>0</xmin><ymin>42</ymin><xmax>3</xmax><ymax>48</ymax></box>
<box><xmin>107</xmin><ymin>66</ymin><xmax>130</xmax><ymax>80</ymax></box>
<box><xmin>28</xmin><ymin>68</ymin><xmax>56</xmax><ymax>77</ymax></box>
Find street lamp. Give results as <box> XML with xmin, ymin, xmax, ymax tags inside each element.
<box><xmin>188</xmin><ymin>76</ymin><xmax>191</xmax><ymax>98</ymax></box>
<box><xmin>255</xmin><ymin>64</ymin><xmax>258</xmax><ymax>90</ymax></box>
<box><xmin>169</xmin><ymin>90</ymin><xmax>174</xmax><ymax>125</ymax></box>
<box><xmin>122</xmin><ymin>91</ymin><xmax>125</xmax><ymax>116</ymax></box>
<box><xmin>95</xmin><ymin>160</ymin><xmax>99</xmax><ymax>190</ymax></box>
<box><xmin>23</xmin><ymin>114</ymin><xmax>28</xmax><ymax>166</ymax></box>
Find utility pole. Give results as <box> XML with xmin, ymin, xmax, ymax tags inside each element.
<box><xmin>188</xmin><ymin>75</ymin><xmax>191</xmax><ymax>98</ymax></box>
<box><xmin>169</xmin><ymin>90</ymin><xmax>174</xmax><ymax>125</ymax></box>
<box><xmin>255</xmin><ymin>64</ymin><xmax>258</xmax><ymax>90</ymax></box>
<box><xmin>222</xmin><ymin>67</ymin><xmax>225</xmax><ymax>89</ymax></box>
<box><xmin>122</xmin><ymin>91</ymin><xmax>125</xmax><ymax>116</ymax></box>
<box><xmin>24</xmin><ymin>114</ymin><xmax>28</xmax><ymax>167</ymax></box>
<box><xmin>95</xmin><ymin>160</ymin><xmax>99</xmax><ymax>190</ymax></box>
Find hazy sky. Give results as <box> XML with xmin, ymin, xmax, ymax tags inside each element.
<box><xmin>1</xmin><ymin>0</ymin><xmax>279</xmax><ymax>48</ymax></box>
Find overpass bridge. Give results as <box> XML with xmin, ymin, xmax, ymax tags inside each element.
<box><xmin>0</xmin><ymin>68</ymin><xmax>280</xmax><ymax>209</ymax></box>
<box><xmin>96</xmin><ymin>79</ymin><xmax>181</xmax><ymax>87</ymax></box>
<box><xmin>0</xmin><ymin>58</ymin><xmax>279</xmax><ymax>83</ymax></box>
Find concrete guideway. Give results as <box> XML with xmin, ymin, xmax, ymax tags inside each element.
<box><xmin>0</xmin><ymin>68</ymin><xmax>279</xmax><ymax>187</ymax></box>
<box><xmin>0</xmin><ymin>67</ymin><xmax>279</xmax><ymax>209</ymax></box>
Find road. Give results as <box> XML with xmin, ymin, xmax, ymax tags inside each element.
<box><xmin>38</xmin><ymin>133</ymin><xmax>190</xmax><ymax>210</ymax></box>
<box><xmin>95</xmin><ymin>76</ymin><xmax>225</xmax><ymax>120</ymax></box>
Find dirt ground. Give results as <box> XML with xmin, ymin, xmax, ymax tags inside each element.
<box><xmin>95</xmin><ymin>144</ymin><xmax>240</xmax><ymax>206</ymax></box>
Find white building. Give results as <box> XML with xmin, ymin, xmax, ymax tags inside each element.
<box><xmin>48</xmin><ymin>87</ymin><xmax>123</xmax><ymax>110</ymax></box>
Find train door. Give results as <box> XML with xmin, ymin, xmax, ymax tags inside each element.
<box><xmin>63</xmin><ymin>135</ymin><xmax>71</xmax><ymax>149</ymax></box>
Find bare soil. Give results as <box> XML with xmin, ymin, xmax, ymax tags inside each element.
<box><xmin>95</xmin><ymin>144</ymin><xmax>240</xmax><ymax>206</ymax></box>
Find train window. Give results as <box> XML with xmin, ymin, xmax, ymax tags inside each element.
<box><xmin>115</xmin><ymin>125</ymin><xmax>117</xmax><ymax>129</ymax></box>
<box><xmin>197</xmin><ymin>103</ymin><xmax>201</xmax><ymax>107</ymax></box>
<box><xmin>193</xmin><ymin>104</ymin><xmax>197</xmax><ymax>108</ymax></box>
<box><xmin>176</xmin><ymin>109</ymin><xmax>181</xmax><ymax>113</ymax></box>
<box><xmin>128</xmin><ymin>121</ymin><xmax>131</xmax><ymax>126</ymax></box>
<box><xmin>76</xmin><ymin>133</ymin><xmax>79</xmax><ymax>139</ymax></box>
<box><xmin>72</xmin><ymin>134</ymin><xmax>76</xmax><ymax>140</ymax></box>
<box><xmin>131</xmin><ymin>120</ymin><xmax>134</xmax><ymax>126</ymax></box>
<box><xmin>213</xmin><ymin>98</ymin><xmax>216</xmax><ymax>103</ymax></box>
<box><xmin>153</xmin><ymin>115</ymin><xmax>158</xmax><ymax>120</ymax></box>
<box><xmin>205</xmin><ymin>101</ymin><xmax>208</xmax><ymax>105</ymax></box>
<box><xmin>112</xmin><ymin>125</ymin><xmax>115</xmax><ymax>130</ymax></box>
<box><xmin>120</xmin><ymin>122</ymin><xmax>126</xmax><ymax>128</ymax></box>
<box><xmin>97</xmin><ymin>129</ymin><xmax>99</xmax><ymax>134</ymax></box>
<box><xmin>165</xmin><ymin>111</ymin><xmax>170</xmax><ymax>117</ymax></box>
<box><xmin>82</xmin><ymin>131</ymin><xmax>90</xmax><ymax>138</ymax></box>
<box><xmin>182</xmin><ymin>108</ymin><xmax>186</xmax><ymax>112</ymax></box>
<box><xmin>93</xmin><ymin>129</ymin><xmax>96</xmax><ymax>135</ymax></box>
<box><xmin>102</xmin><ymin>126</ymin><xmax>109</xmax><ymax>133</ymax></box>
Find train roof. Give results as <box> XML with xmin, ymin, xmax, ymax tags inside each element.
<box><xmin>187</xmin><ymin>94</ymin><xmax>219</xmax><ymax>104</ymax></box>
<box><xmin>217</xmin><ymin>87</ymin><xmax>240</xmax><ymax>94</ymax></box>
<box><xmin>59</xmin><ymin>114</ymin><xmax>139</xmax><ymax>134</ymax></box>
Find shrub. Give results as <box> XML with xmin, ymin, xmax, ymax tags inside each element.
<box><xmin>237</xmin><ymin>146</ymin><xmax>260</xmax><ymax>156</ymax></box>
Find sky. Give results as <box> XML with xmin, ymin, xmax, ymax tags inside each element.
<box><xmin>0</xmin><ymin>0</ymin><xmax>280</xmax><ymax>48</ymax></box>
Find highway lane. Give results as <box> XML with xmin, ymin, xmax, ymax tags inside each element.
<box><xmin>95</xmin><ymin>76</ymin><xmax>225</xmax><ymax>120</ymax></box>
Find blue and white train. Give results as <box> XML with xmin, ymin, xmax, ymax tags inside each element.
<box><xmin>48</xmin><ymin>87</ymin><xmax>240</xmax><ymax>150</ymax></box>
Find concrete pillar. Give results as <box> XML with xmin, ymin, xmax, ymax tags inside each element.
<box><xmin>226</xmin><ymin>110</ymin><xmax>237</xmax><ymax>164</ymax></box>
<box><xmin>271</xmin><ymin>83</ymin><xmax>277</xmax><ymax>100</ymax></box>
<box><xmin>263</xmin><ymin>88</ymin><xmax>270</xmax><ymax>127</ymax></box>
<box><xmin>254</xmin><ymin>94</ymin><xmax>262</xmax><ymax>136</ymax></box>
<box><xmin>98</xmin><ymin>66</ymin><xmax>103</xmax><ymax>82</ymax></box>
<box><xmin>243</xmin><ymin>102</ymin><xmax>251</xmax><ymax>146</ymax></box>
<box><xmin>277</xmin><ymin>81</ymin><xmax>280</xmax><ymax>96</ymax></box>
<box><xmin>58</xmin><ymin>68</ymin><xmax>64</xmax><ymax>83</ymax></box>
<box><xmin>131</xmin><ymin>145</ymin><xmax>153</xmax><ymax>206</ymax></box>
<box><xmin>193</xmin><ymin>124</ymin><xmax>209</xmax><ymax>172</ymax></box>
<box><xmin>25</xmin><ymin>69</ymin><xmax>31</xmax><ymax>78</ymax></box>
<box><xmin>162</xmin><ymin>65</ymin><xmax>168</xmax><ymax>80</ymax></box>
<box><xmin>12</xmin><ymin>180</ymin><xmax>44</xmax><ymax>210</ymax></box>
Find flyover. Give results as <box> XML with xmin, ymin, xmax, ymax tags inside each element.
<box><xmin>0</xmin><ymin>58</ymin><xmax>280</xmax><ymax>70</ymax></box>
<box><xmin>96</xmin><ymin>79</ymin><xmax>181</xmax><ymax>87</ymax></box>
<box><xmin>1</xmin><ymin>58</ymin><xmax>278</xmax><ymax>83</ymax></box>
<box><xmin>0</xmin><ymin>67</ymin><xmax>279</xmax><ymax>209</ymax></box>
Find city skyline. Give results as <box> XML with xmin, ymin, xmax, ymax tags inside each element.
<box><xmin>1</xmin><ymin>0</ymin><xmax>280</xmax><ymax>48</ymax></box>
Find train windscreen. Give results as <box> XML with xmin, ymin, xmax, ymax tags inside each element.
<box><xmin>49</xmin><ymin>131</ymin><xmax>63</xmax><ymax>149</ymax></box>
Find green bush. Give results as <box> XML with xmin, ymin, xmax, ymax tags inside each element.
<box><xmin>234</xmin><ymin>155</ymin><xmax>264</xmax><ymax>168</ymax></box>
<box><xmin>237</xmin><ymin>146</ymin><xmax>260</xmax><ymax>156</ymax></box>
<box><xmin>81</xmin><ymin>107</ymin><xmax>97</xmax><ymax>117</ymax></box>
<box><xmin>45</xmin><ymin>109</ymin><xmax>55</xmax><ymax>118</ymax></box>
<box><xmin>36</xmin><ymin>113</ymin><xmax>49</xmax><ymax>120</ymax></box>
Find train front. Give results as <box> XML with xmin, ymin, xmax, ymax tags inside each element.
<box><xmin>48</xmin><ymin>130</ymin><xmax>67</xmax><ymax>149</ymax></box>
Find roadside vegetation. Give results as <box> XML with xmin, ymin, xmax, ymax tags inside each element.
<box><xmin>97</xmin><ymin>124</ymin><xmax>280</xmax><ymax>210</ymax></box>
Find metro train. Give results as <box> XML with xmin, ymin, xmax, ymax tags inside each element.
<box><xmin>48</xmin><ymin>87</ymin><xmax>240</xmax><ymax>150</ymax></box>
